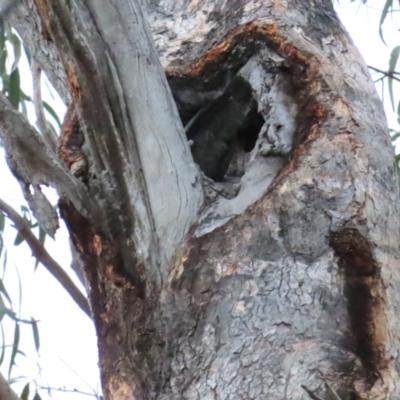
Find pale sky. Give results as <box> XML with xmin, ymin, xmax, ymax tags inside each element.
<box><xmin>0</xmin><ymin>2</ymin><xmax>399</xmax><ymax>399</ymax></box>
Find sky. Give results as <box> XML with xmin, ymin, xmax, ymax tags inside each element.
<box><xmin>0</xmin><ymin>1</ymin><xmax>399</xmax><ymax>399</ymax></box>
<box><xmin>335</xmin><ymin>0</ymin><xmax>400</xmax><ymax>138</ymax></box>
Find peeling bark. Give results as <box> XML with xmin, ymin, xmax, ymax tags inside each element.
<box><xmin>2</xmin><ymin>0</ymin><xmax>399</xmax><ymax>399</ymax></box>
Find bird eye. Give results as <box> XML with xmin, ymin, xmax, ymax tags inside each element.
<box><xmin>275</xmin><ymin>124</ymin><xmax>284</xmax><ymax>132</ymax></box>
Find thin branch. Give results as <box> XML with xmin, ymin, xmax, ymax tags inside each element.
<box><xmin>301</xmin><ymin>385</ymin><xmax>325</xmax><ymax>400</ymax></box>
<box><xmin>0</xmin><ymin>91</ymin><xmax>97</xmax><ymax>222</ymax></box>
<box><xmin>324</xmin><ymin>382</ymin><xmax>343</xmax><ymax>400</ymax></box>
<box><xmin>0</xmin><ymin>369</ymin><xmax>19</xmax><ymax>400</ymax></box>
<box><xmin>37</xmin><ymin>385</ymin><xmax>101</xmax><ymax>398</ymax></box>
<box><xmin>0</xmin><ymin>198</ymin><xmax>91</xmax><ymax>318</ymax></box>
<box><xmin>369</xmin><ymin>65</ymin><xmax>400</xmax><ymax>76</ymax></box>
<box><xmin>368</xmin><ymin>65</ymin><xmax>400</xmax><ymax>83</ymax></box>
<box><xmin>31</xmin><ymin>60</ymin><xmax>58</xmax><ymax>152</ymax></box>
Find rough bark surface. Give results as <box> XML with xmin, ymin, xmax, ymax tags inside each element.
<box><xmin>3</xmin><ymin>0</ymin><xmax>400</xmax><ymax>400</ymax></box>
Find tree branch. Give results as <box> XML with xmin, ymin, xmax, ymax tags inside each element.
<box><xmin>83</xmin><ymin>2</ymin><xmax>204</xmax><ymax>269</ymax></box>
<box><xmin>31</xmin><ymin>60</ymin><xmax>58</xmax><ymax>152</ymax></box>
<box><xmin>0</xmin><ymin>197</ymin><xmax>91</xmax><ymax>318</ymax></box>
<box><xmin>0</xmin><ymin>369</ymin><xmax>20</xmax><ymax>400</ymax></box>
<box><xmin>37</xmin><ymin>385</ymin><xmax>101</xmax><ymax>398</ymax></box>
<box><xmin>324</xmin><ymin>382</ymin><xmax>343</xmax><ymax>400</ymax></box>
<box><xmin>0</xmin><ymin>0</ymin><xmax>70</xmax><ymax>102</ymax></box>
<box><xmin>0</xmin><ymin>91</ymin><xmax>97</xmax><ymax>222</ymax></box>
<box><xmin>29</xmin><ymin>0</ymin><xmax>203</xmax><ymax>285</ymax></box>
<box><xmin>301</xmin><ymin>385</ymin><xmax>324</xmax><ymax>400</ymax></box>
<box><xmin>368</xmin><ymin>65</ymin><xmax>400</xmax><ymax>82</ymax></box>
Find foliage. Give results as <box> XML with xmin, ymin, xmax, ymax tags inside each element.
<box><xmin>0</xmin><ymin>211</ymin><xmax>43</xmax><ymax>400</ymax></box>
<box><xmin>0</xmin><ymin>22</ymin><xmax>99</xmax><ymax>400</ymax></box>
<box><xmin>345</xmin><ymin>0</ymin><xmax>400</xmax><ymax>165</ymax></box>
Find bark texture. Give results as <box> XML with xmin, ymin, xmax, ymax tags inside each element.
<box><xmin>0</xmin><ymin>370</ymin><xmax>19</xmax><ymax>400</ymax></box>
<box><xmin>3</xmin><ymin>0</ymin><xmax>400</xmax><ymax>400</ymax></box>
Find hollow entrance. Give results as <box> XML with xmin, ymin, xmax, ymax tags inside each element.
<box><xmin>182</xmin><ymin>75</ymin><xmax>265</xmax><ymax>183</ymax></box>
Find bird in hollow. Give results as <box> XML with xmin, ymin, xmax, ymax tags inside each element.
<box><xmin>185</xmin><ymin>75</ymin><xmax>257</xmax><ymax>182</ymax></box>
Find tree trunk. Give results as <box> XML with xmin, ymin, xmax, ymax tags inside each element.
<box><xmin>2</xmin><ymin>0</ymin><xmax>400</xmax><ymax>399</ymax></box>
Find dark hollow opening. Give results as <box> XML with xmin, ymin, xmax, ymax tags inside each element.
<box><xmin>170</xmin><ymin>74</ymin><xmax>264</xmax><ymax>182</ymax></box>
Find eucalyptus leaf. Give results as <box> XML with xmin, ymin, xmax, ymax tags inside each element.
<box><xmin>0</xmin><ymin>49</ymin><xmax>7</xmax><ymax>78</ymax></box>
<box><xmin>0</xmin><ymin>278</ymin><xmax>11</xmax><ymax>304</ymax></box>
<box><xmin>20</xmin><ymin>382</ymin><xmax>30</xmax><ymax>400</ymax></box>
<box><xmin>3</xmin><ymin>20</ymin><xmax>12</xmax><ymax>42</ymax></box>
<box><xmin>0</xmin><ymin>325</ymin><xmax>5</xmax><ymax>366</ymax></box>
<box><xmin>391</xmin><ymin>131</ymin><xmax>400</xmax><ymax>141</ymax></box>
<box><xmin>0</xmin><ymin>294</ymin><xmax>6</xmax><ymax>323</ymax></box>
<box><xmin>31</xmin><ymin>318</ymin><xmax>40</xmax><ymax>351</ymax></box>
<box><xmin>8</xmin><ymin>67</ymin><xmax>20</xmax><ymax>109</ymax></box>
<box><xmin>8</xmin><ymin>322</ymin><xmax>20</xmax><ymax>377</ymax></box>
<box><xmin>32</xmin><ymin>392</ymin><xmax>42</xmax><ymax>400</ymax></box>
<box><xmin>43</xmin><ymin>101</ymin><xmax>62</xmax><ymax>128</ymax></box>
<box><xmin>0</xmin><ymin>210</ymin><xmax>4</xmax><ymax>232</ymax></box>
<box><xmin>379</xmin><ymin>0</ymin><xmax>393</xmax><ymax>45</ymax></box>
<box><xmin>13</xmin><ymin>231</ymin><xmax>24</xmax><ymax>246</ymax></box>
<box><xmin>9</xmin><ymin>33</ymin><xmax>21</xmax><ymax>73</ymax></box>
<box><xmin>388</xmin><ymin>46</ymin><xmax>400</xmax><ymax>111</ymax></box>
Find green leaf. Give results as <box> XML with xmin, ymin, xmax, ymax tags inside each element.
<box><xmin>16</xmin><ymin>349</ymin><xmax>27</xmax><ymax>357</ymax></box>
<box><xmin>8</xmin><ymin>376</ymin><xmax>26</xmax><ymax>385</ymax></box>
<box><xmin>0</xmin><ymin>325</ymin><xmax>5</xmax><ymax>366</ymax></box>
<box><xmin>20</xmin><ymin>382</ymin><xmax>30</xmax><ymax>400</ymax></box>
<box><xmin>34</xmin><ymin>228</ymin><xmax>46</xmax><ymax>270</ymax></box>
<box><xmin>31</xmin><ymin>318</ymin><xmax>40</xmax><ymax>351</ymax></box>
<box><xmin>0</xmin><ymin>20</ymin><xmax>5</xmax><ymax>51</ymax></box>
<box><xmin>3</xmin><ymin>20</ymin><xmax>12</xmax><ymax>42</ymax></box>
<box><xmin>0</xmin><ymin>296</ymin><xmax>6</xmax><ymax>323</ymax></box>
<box><xmin>391</xmin><ymin>131</ymin><xmax>400</xmax><ymax>141</ymax></box>
<box><xmin>43</xmin><ymin>101</ymin><xmax>62</xmax><ymax>128</ymax></box>
<box><xmin>397</xmin><ymin>98</ymin><xmax>400</xmax><ymax>121</ymax></box>
<box><xmin>20</xmin><ymin>205</ymin><xmax>29</xmax><ymax>214</ymax></box>
<box><xmin>0</xmin><ymin>50</ymin><xmax>7</xmax><ymax>81</ymax></box>
<box><xmin>9</xmin><ymin>33</ymin><xmax>21</xmax><ymax>73</ymax></box>
<box><xmin>13</xmin><ymin>231</ymin><xmax>24</xmax><ymax>246</ymax></box>
<box><xmin>379</xmin><ymin>0</ymin><xmax>393</xmax><ymax>45</ymax></box>
<box><xmin>0</xmin><ymin>278</ymin><xmax>11</xmax><ymax>304</ymax></box>
<box><xmin>8</xmin><ymin>322</ymin><xmax>20</xmax><ymax>377</ymax></box>
<box><xmin>0</xmin><ymin>211</ymin><xmax>4</xmax><ymax>232</ymax></box>
<box><xmin>8</xmin><ymin>67</ymin><xmax>20</xmax><ymax>109</ymax></box>
<box><xmin>38</xmin><ymin>227</ymin><xmax>46</xmax><ymax>246</ymax></box>
<box><xmin>32</xmin><ymin>392</ymin><xmax>42</xmax><ymax>400</ymax></box>
<box><xmin>21</xmin><ymin>206</ymin><xmax>32</xmax><ymax>226</ymax></box>
<box><xmin>388</xmin><ymin>45</ymin><xmax>400</xmax><ymax>111</ymax></box>
<box><xmin>19</xmin><ymin>89</ymin><xmax>32</xmax><ymax>102</ymax></box>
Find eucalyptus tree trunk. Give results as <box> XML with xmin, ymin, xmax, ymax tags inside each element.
<box><xmin>2</xmin><ymin>0</ymin><xmax>400</xmax><ymax>399</ymax></box>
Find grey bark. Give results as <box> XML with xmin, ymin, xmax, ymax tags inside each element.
<box><xmin>31</xmin><ymin>60</ymin><xmax>58</xmax><ymax>152</ymax></box>
<box><xmin>2</xmin><ymin>0</ymin><xmax>70</xmax><ymax>103</ymax></box>
<box><xmin>1</xmin><ymin>1</ymin><xmax>399</xmax><ymax>400</ymax></box>
<box><xmin>0</xmin><ymin>370</ymin><xmax>19</xmax><ymax>400</ymax></box>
